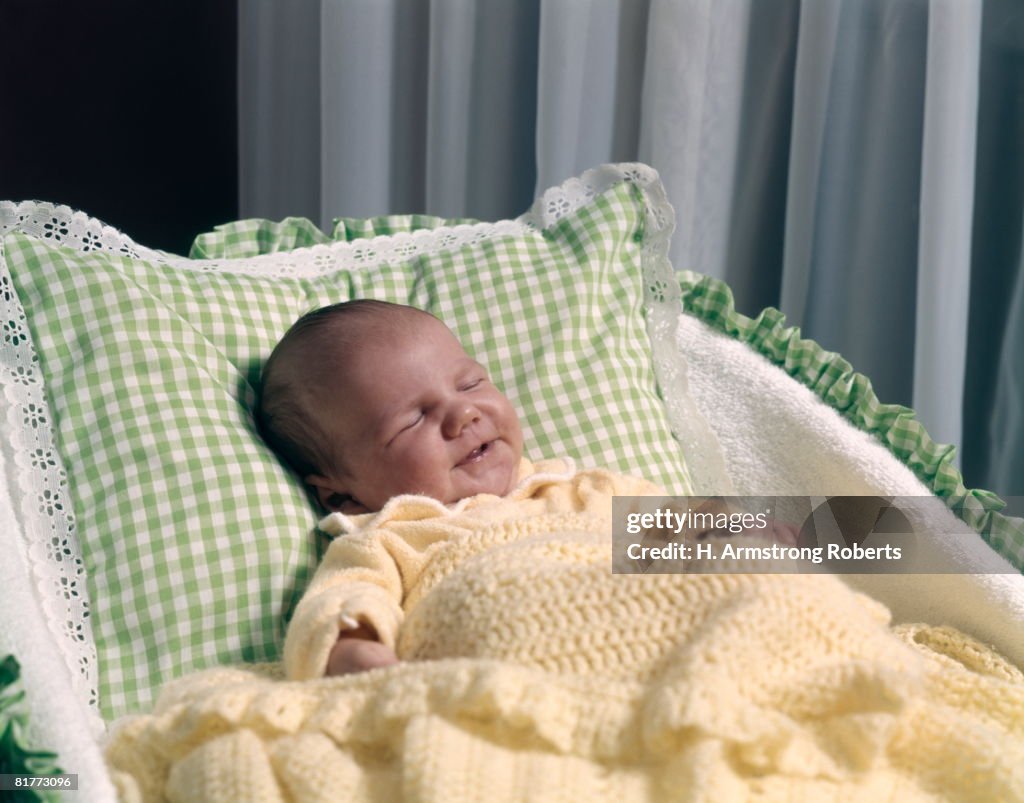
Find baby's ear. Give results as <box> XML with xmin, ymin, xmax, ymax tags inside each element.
<box><xmin>305</xmin><ymin>475</ymin><xmax>366</xmax><ymax>513</ymax></box>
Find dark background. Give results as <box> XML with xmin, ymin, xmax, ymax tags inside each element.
<box><xmin>1</xmin><ymin>0</ymin><xmax>238</xmax><ymax>255</ymax></box>
<box><xmin>2</xmin><ymin>1</ymin><xmax>1020</xmax><ymax>500</ymax></box>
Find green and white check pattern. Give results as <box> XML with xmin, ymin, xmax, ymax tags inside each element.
<box><xmin>678</xmin><ymin>269</ymin><xmax>1024</xmax><ymax>573</ymax></box>
<box><xmin>187</xmin><ymin>213</ymin><xmax>478</xmax><ymax>259</ymax></box>
<box><xmin>3</xmin><ymin>174</ymin><xmax>693</xmax><ymax>719</ymax></box>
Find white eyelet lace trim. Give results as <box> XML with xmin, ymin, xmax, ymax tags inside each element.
<box><xmin>1</xmin><ymin>205</ymin><xmax>107</xmax><ymax>728</ymax></box>
<box><xmin>526</xmin><ymin>163</ymin><xmax>730</xmax><ymax>494</ymax></box>
<box><xmin>0</xmin><ymin>162</ymin><xmax>727</xmax><ymax>725</ymax></box>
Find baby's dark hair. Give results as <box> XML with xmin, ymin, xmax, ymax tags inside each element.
<box><xmin>257</xmin><ymin>299</ymin><xmax>431</xmax><ymax>479</ymax></box>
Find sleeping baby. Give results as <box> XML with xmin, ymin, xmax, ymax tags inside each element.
<box><xmin>104</xmin><ymin>298</ymin><xmax>1024</xmax><ymax>799</ymax></box>
<box><xmin>258</xmin><ymin>299</ymin><xmax>795</xmax><ymax>678</ymax></box>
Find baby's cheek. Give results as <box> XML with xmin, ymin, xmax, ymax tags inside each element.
<box><xmin>383</xmin><ymin>451</ymin><xmax>441</xmax><ymax>499</ymax></box>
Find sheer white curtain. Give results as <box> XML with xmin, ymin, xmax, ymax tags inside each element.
<box><xmin>238</xmin><ymin>0</ymin><xmax>1023</xmax><ymax>500</ymax></box>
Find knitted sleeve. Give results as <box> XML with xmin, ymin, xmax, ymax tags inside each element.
<box><xmin>282</xmin><ymin>497</ymin><xmax>465</xmax><ymax>680</ymax></box>
<box><xmin>282</xmin><ymin>529</ymin><xmax>407</xmax><ymax>680</ymax></box>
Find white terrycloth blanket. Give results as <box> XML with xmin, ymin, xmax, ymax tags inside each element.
<box><xmin>676</xmin><ymin>313</ymin><xmax>1024</xmax><ymax>668</ymax></box>
<box><xmin>0</xmin><ymin>431</ymin><xmax>118</xmax><ymax>802</ymax></box>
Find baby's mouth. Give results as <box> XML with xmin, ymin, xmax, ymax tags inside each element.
<box><xmin>457</xmin><ymin>441</ymin><xmax>492</xmax><ymax>466</ymax></box>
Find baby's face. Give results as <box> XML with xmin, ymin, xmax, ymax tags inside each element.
<box><xmin>311</xmin><ymin>314</ymin><xmax>523</xmax><ymax>513</ymax></box>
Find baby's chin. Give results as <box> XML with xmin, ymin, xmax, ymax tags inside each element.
<box><xmin>447</xmin><ymin>474</ymin><xmax>514</xmax><ymax>504</ymax></box>
<box><xmin>449</xmin><ymin>447</ymin><xmax>520</xmax><ymax>502</ymax></box>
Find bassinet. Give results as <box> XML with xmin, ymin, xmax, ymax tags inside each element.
<box><xmin>1</xmin><ymin>164</ymin><xmax>1021</xmax><ymax>801</ymax></box>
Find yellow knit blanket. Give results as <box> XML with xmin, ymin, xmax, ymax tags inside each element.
<box><xmin>106</xmin><ymin>581</ymin><xmax>1024</xmax><ymax>801</ymax></box>
<box><xmin>105</xmin><ymin>463</ymin><xmax>1024</xmax><ymax>801</ymax></box>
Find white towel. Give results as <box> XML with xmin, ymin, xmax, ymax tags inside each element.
<box><xmin>677</xmin><ymin>312</ymin><xmax>1024</xmax><ymax>668</ymax></box>
<box><xmin>0</xmin><ymin>444</ymin><xmax>117</xmax><ymax>802</ymax></box>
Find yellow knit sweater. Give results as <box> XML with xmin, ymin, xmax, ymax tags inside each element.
<box><xmin>106</xmin><ymin>460</ymin><xmax>1024</xmax><ymax>802</ymax></box>
<box><xmin>283</xmin><ymin>458</ymin><xmax>667</xmax><ymax>680</ymax></box>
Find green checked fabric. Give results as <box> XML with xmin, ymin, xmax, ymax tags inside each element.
<box><xmin>4</xmin><ymin>234</ymin><xmax>320</xmax><ymax>720</ymax></box>
<box><xmin>187</xmin><ymin>213</ymin><xmax>478</xmax><ymax>259</ymax></box>
<box><xmin>677</xmin><ymin>269</ymin><xmax>1024</xmax><ymax>573</ymax></box>
<box><xmin>1</xmin><ymin>165</ymin><xmax>693</xmax><ymax>719</ymax></box>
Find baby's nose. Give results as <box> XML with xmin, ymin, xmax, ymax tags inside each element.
<box><xmin>443</xmin><ymin>404</ymin><xmax>480</xmax><ymax>438</ymax></box>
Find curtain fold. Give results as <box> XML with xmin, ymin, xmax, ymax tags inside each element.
<box><xmin>913</xmin><ymin>0</ymin><xmax>980</xmax><ymax>455</ymax></box>
<box><xmin>238</xmin><ymin>0</ymin><xmax>321</xmax><ymax>222</ymax></box>
<box><xmin>535</xmin><ymin>0</ymin><xmax>648</xmax><ymax>192</ymax></box>
<box><xmin>425</xmin><ymin>0</ymin><xmax>540</xmax><ymax>220</ymax></box>
<box><xmin>639</xmin><ymin>0</ymin><xmax>752</xmax><ymax>284</ymax></box>
<box><xmin>238</xmin><ymin>0</ymin><xmax>1023</xmax><ymax>498</ymax></box>
<box><xmin>992</xmin><ymin>238</ymin><xmax>1024</xmax><ymax>501</ymax></box>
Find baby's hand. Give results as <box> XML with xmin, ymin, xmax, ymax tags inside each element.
<box><xmin>326</xmin><ymin>620</ymin><xmax>399</xmax><ymax>676</ymax></box>
<box><xmin>767</xmin><ymin>520</ymin><xmax>799</xmax><ymax>546</ymax></box>
<box><xmin>703</xmin><ymin>520</ymin><xmax>800</xmax><ymax>545</ymax></box>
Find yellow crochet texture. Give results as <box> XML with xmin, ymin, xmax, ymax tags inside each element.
<box><xmin>106</xmin><ymin>463</ymin><xmax>1024</xmax><ymax>801</ymax></box>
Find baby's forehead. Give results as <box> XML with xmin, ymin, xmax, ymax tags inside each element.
<box><xmin>321</xmin><ymin>320</ymin><xmax>479</xmax><ymax>424</ymax></box>
<box><xmin>302</xmin><ymin>308</ymin><xmax>419</xmax><ymax>354</ymax></box>
<box><xmin>312</xmin><ymin>312</ymin><xmax>474</xmax><ymax>386</ymax></box>
<box><xmin>341</xmin><ymin>310</ymin><xmax>464</xmax><ymax>352</ymax></box>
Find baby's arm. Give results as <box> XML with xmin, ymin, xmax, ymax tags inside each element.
<box><xmin>285</xmin><ymin>516</ymin><xmax>449</xmax><ymax>679</ymax></box>
<box><xmin>284</xmin><ymin>532</ymin><xmax>406</xmax><ymax>680</ymax></box>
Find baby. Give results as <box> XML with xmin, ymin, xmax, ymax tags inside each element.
<box><xmin>260</xmin><ymin>300</ymin><xmax>524</xmax><ymax>516</ymax></box>
<box><xmin>260</xmin><ymin>299</ymin><xmax>527</xmax><ymax>675</ymax></box>
<box><xmin>259</xmin><ymin>300</ymin><xmax>790</xmax><ymax>679</ymax></box>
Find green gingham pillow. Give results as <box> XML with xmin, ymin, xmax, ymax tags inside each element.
<box><xmin>0</xmin><ymin>164</ymin><xmax>693</xmax><ymax>719</ymax></box>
